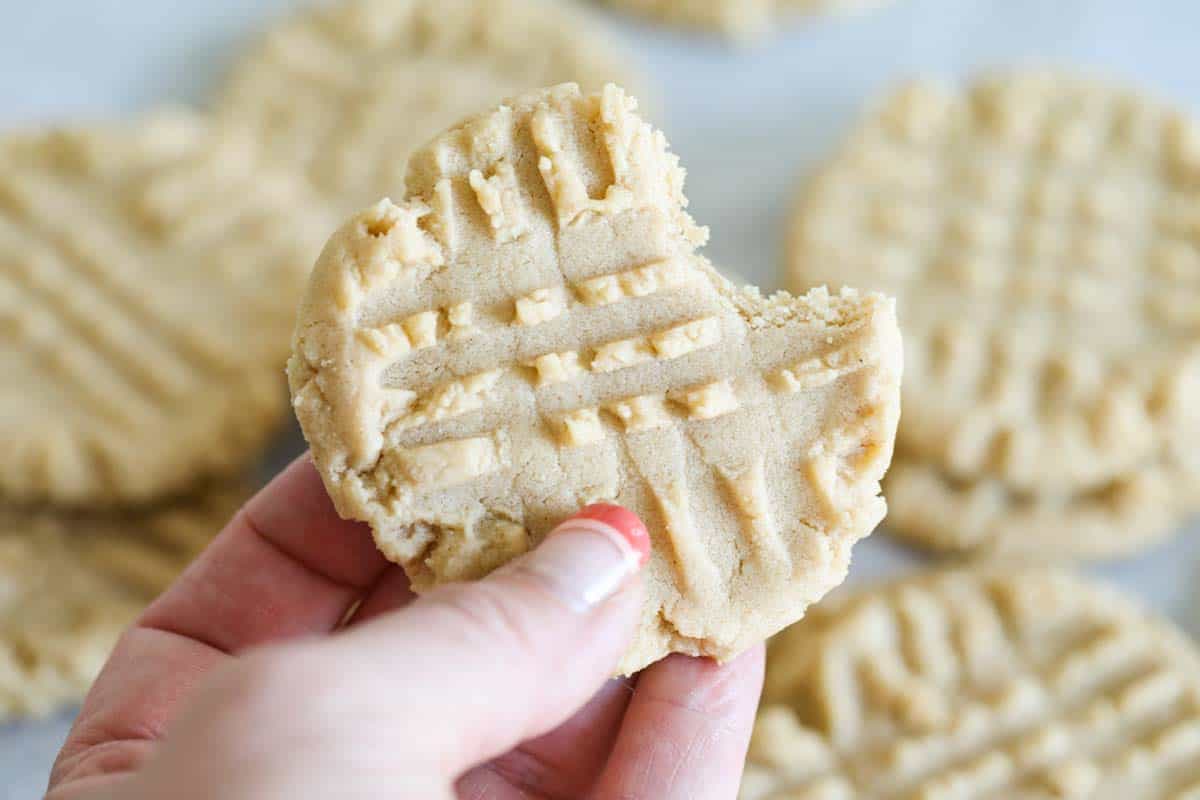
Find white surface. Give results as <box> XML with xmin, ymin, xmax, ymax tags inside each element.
<box><xmin>3</xmin><ymin>0</ymin><xmax>1199</xmax><ymax>796</ymax></box>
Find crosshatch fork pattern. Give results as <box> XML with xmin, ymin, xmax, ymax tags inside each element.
<box><xmin>743</xmin><ymin>568</ymin><xmax>1200</xmax><ymax>800</ymax></box>
<box><xmin>0</xmin><ymin>485</ymin><xmax>244</xmax><ymax>721</ymax></box>
<box><xmin>789</xmin><ymin>73</ymin><xmax>1200</xmax><ymax>499</ymax></box>
<box><xmin>0</xmin><ymin>114</ymin><xmax>329</xmax><ymax>504</ymax></box>
<box><xmin>218</xmin><ymin>0</ymin><xmax>643</xmax><ymax>215</ymax></box>
<box><xmin>289</xmin><ymin>83</ymin><xmax>903</xmax><ymax>674</ymax></box>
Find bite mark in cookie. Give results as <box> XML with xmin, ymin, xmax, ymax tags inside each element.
<box><xmin>290</xmin><ymin>84</ymin><xmax>902</xmax><ymax>674</ymax></box>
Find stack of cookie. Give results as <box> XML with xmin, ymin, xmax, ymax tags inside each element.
<box><xmin>0</xmin><ymin>115</ymin><xmax>323</xmax><ymax>719</ymax></box>
<box><xmin>788</xmin><ymin>72</ymin><xmax>1200</xmax><ymax>562</ymax></box>
<box><xmin>0</xmin><ymin>0</ymin><xmax>643</xmax><ymax>721</ymax></box>
<box><xmin>749</xmin><ymin>71</ymin><xmax>1200</xmax><ymax>797</ymax></box>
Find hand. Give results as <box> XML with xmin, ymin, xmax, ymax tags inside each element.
<box><xmin>47</xmin><ymin>456</ymin><xmax>764</xmax><ymax>799</ymax></box>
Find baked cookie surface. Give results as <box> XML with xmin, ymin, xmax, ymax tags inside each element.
<box><xmin>0</xmin><ymin>486</ymin><xmax>244</xmax><ymax>721</ymax></box>
<box><xmin>218</xmin><ymin>0</ymin><xmax>643</xmax><ymax>216</ymax></box>
<box><xmin>788</xmin><ymin>73</ymin><xmax>1200</xmax><ymax>556</ymax></box>
<box><xmin>0</xmin><ymin>114</ymin><xmax>329</xmax><ymax>504</ymax></box>
<box><xmin>885</xmin><ymin>453</ymin><xmax>1200</xmax><ymax>560</ymax></box>
<box><xmin>289</xmin><ymin>84</ymin><xmax>902</xmax><ymax>674</ymax></box>
<box><xmin>601</xmin><ymin>0</ymin><xmax>891</xmax><ymax>40</ymax></box>
<box><xmin>744</xmin><ymin>567</ymin><xmax>1200</xmax><ymax>799</ymax></box>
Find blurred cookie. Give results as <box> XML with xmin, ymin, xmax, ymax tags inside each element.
<box><xmin>0</xmin><ymin>113</ymin><xmax>330</xmax><ymax>504</ymax></box>
<box><xmin>744</xmin><ymin>567</ymin><xmax>1200</xmax><ymax>798</ymax></box>
<box><xmin>885</xmin><ymin>453</ymin><xmax>1200</xmax><ymax>560</ymax></box>
<box><xmin>289</xmin><ymin>84</ymin><xmax>902</xmax><ymax>675</ymax></box>
<box><xmin>217</xmin><ymin>0</ymin><xmax>644</xmax><ymax>216</ymax></box>
<box><xmin>788</xmin><ymin>72</ymin><xmax>1200</xmax><ymax>556</ymax></box>
<box><xmin>601</xmin><ymin>0</ymin><xmax>891</xmax><ymax>40</ymax></box>
<box><xmin>0</xmin><ymin>485</ymin><xmax>245</xmax><ymax>721</ymax></box>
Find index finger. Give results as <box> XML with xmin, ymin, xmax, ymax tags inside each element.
<box><xmin>51</xmin><ymin>455</ymin><xmax>390</xmax><ymax>791</ymax></box>
<box><xmin>142</xmin><ymin>454</ymin><xmax>388</xmax><ymax>653</ymax></box>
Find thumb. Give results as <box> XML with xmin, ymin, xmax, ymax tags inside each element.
<box><xmin>333</xmin><ymin>504</ymin><xmax>650</xmax><ymax>775</ymax></box>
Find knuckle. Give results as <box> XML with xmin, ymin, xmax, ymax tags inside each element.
<box><xmin>48</xmin><ymin>739</ymin><xmax>156</xmax><ymax>795</ymax></box>
<box><xmin>487</xmin><ymin>748</ymin><xmax>571</xmax><ymax>799</ymax></box>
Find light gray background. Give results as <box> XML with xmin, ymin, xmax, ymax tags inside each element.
<box><xmin>2</xmin><ymin>0</ymin><xmax>1199</xmax><ymax>796</ymax></box>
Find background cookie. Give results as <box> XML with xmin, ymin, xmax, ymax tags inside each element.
<box><xmin>0</xmin><ymin>113</ymin><xmax>331</xmax><ymax>505</ymax></box>
<box><xmin>744</xmin><ymin>567</ymin><xmax>1200</xmax><ymax>798</ymax></box>
<box><xmin>218</xmin><ymin>0</ymin><xmax>645</xmax><ymax>216</ymax></box>
<box><xmin>886</xmin><ymin>452</ymin><xmax>1200</xmax><ymax>560</ymax></box>
<box><xmin>0</xmin><ymin>485</ymin><xmax>244</xmax><ymax>721</ymax></box>
<box><xmin>289</xmin><ymin>84</ymin><xmax>903</xmax><ymax>675</ymax></box>
<box><xmin>787</xmin><ymin>72</ymin><xmax>1200</xmax><ymax>557</ymax></box>
<box><xmin>600</xmin><ymin>0</ymin><xmax>892</xmax><ymax>40</ymax></box>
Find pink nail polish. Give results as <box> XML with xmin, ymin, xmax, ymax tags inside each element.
<box><xmin>573</xmin><ymin>504</ymin><xmax>651</xmax><ymax>568</ymax></box>
<box><xmin>528</xmin><ymin>507</ymin><xmax>649</xmax><ymax>612</ymax></box>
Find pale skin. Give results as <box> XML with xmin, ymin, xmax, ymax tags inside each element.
<box><xmin>47</xmin><ymin>455</ymin><xmax>764</xmax><ymax>799</ymax></box>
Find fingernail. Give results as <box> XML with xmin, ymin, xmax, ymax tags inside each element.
<box><xmin>518</xmin><ymin>505</ymin><xmax>650</xmax><ymax>613</ymax></box>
